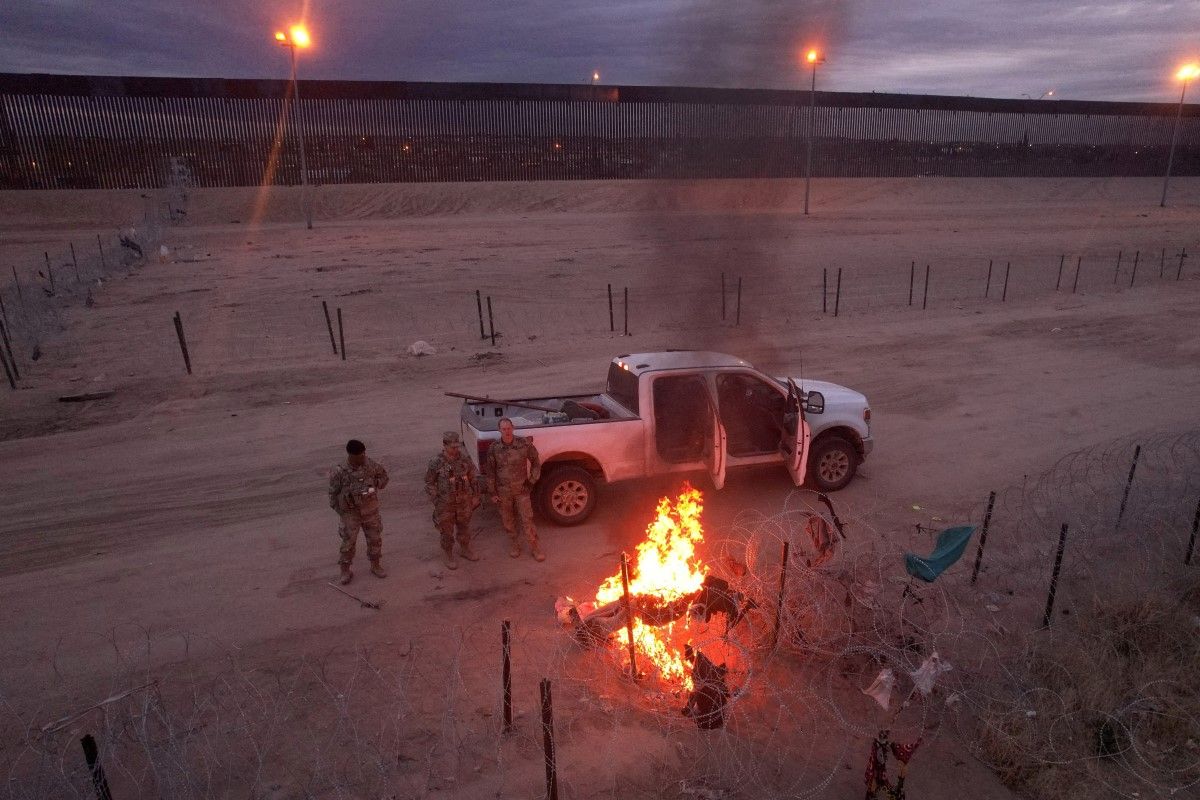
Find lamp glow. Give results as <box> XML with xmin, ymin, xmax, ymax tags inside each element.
<box><xmin>1178</xmin><ymin>63</ymin><xmax>1200</xmax><ymax>81</ymax></box>
<box><xmin>806</xmin><ymin>49</ymin><xmax>818</xmax><ymax>63</ymax></box>
<box><xmin>289</xmin><ymin>25</ymin><xmax>311</xmax><ymax>48</ymax></box>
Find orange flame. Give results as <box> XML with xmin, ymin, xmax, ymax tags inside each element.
<box><xmin>595</xmin><ymin>484</ymin><xmax>708</xmax><ymax>688</ymax></box>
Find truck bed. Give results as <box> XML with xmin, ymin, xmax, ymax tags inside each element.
<box><xmin>461</xmin><ymin>392</ymin><xmax>637</xmax><ymax>431</ymax></box>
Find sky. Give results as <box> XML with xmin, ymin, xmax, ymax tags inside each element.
<box><xmin>1</xmin><ymin>1</ymin><xmax>1198</xmax><ymax>102</ymax></box>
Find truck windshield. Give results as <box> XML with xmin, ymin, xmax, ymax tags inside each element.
<box><xmin>606</xmin><ymin>363</ymin><xmax>639</xmax><ymax>414</ymax></box>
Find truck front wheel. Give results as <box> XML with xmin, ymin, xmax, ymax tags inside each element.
<box><xmin>808</xmin><ymin>436</ymin><xmax>858</xmax><ymax>492</ymax></box>
<box><xmin>537</xmin><ymin>465</ymin><xmax>597</xmax><ymax>526</ymax></box>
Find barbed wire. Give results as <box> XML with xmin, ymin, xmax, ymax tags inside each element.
<box><xmin>3</xmin><ymin>431</ymin><xmax>1195</xmax><ymax>798</ymax></box>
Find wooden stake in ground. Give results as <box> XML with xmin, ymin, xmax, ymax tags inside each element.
<box><xmin>1041</xmin><ymin>523</ymin><xmax>1069</xmax><ymax>628</ymax></box>
<box><xmin>822</xmin><ymin>268</ymin><xmax>827</xmax><ymax>313</ymax></box>
<box><xmin>476</xmin><ymin>289</ymin><xmax>485</xmax><ymax>339</ymax></box>
<box><xmin>486</xmin><ymin>296</ymin><xmax>496</xmax><ymax>346</ymax></box>
<box><xmin>922</xmin><ymin>264</ymin><xmax>930</xmax><ymax>310</ymax></box>
<box><xmin>80</xmin><ymin>734</ymin><xmax>114</xmax><ymax>800</ymax></box>
<box><xmin>908</xmin><ymin>261</ymin><xmax>915</xmax><ymax>306</ymax></box>
<box><xmin>984</xmin><ymin>259</ymin><xmax>992</xmax><ymax>298</ymax></box>
<box><xmin>501</xmin><ymin>620</ymin><xmax>513</xmax><ymax>732</ymax></box>
<box><xmin>44</xmin><ymin>252</ymin><xmax>55</xmax><ymax>294</ymax></box>
<box><xmin>1055</xmin><ymin>255</ymin><xmax>1064</xmax><ymax>291</ymax></box>
<box><xmin>1115</xmin><ymin>444</ymin><xmax>1141</xmax><ymax>531</ymax></box>
<box><xmin>97</xmin><ymin>234</ymin><xmax>106</xmax><ymax>269</ymax></box>
<box><xmin>1177</xmin><ymin>248</ymin><xmax>1188</xmax><ymax>280</ymax></box>
<box><xmin>1072</xmin><ymin>256</ymin><xmax>1083</xmax><ymax>293</ymax></box>
<box><xmin>1113</xmin><ymin>250</ymin><xmax>1122</xmax><ymax>285</ymax></box>
<box><xmin>970</xmin><ymin>491</ymin><xmax>997</xmax><ymax>584</ymax></box>
<box><xmin>620</xmin><ymin>552</ymin><xmax>638</xmax><ymax>679</ymax></box>
<box><xmin>721</xmin><ymin>272</ymin><xmax>726</xmax><ymax>320</ymax></box>
<box><xmin>834</xmin><ymin>268</ymin><xmax>842</xmax><ymax>317</ymax></box>
<box><xmin>540</xmin><ymin>679</ymin><xmax>560</xmax><ymax>800</ymax></box>
<box><xmin>70</xmin><ymin>243</ymin><xmax>80</xmax><ymax>282</ymax></box>
<box><xmin>0</xmin><ymin>336</ymin><xmax>16</xmax><ymax>390</ymax></box>
<box><xmin>11</xmin><ymin>266</ymin><xmax>23</xmax><ymax>306</ymax></box>
<box><xmin>172</xmin><ymin>311</ymin><xmax>192</xmax><ymax>375</ymax></box>
<box><xmin>623</xmin><ymin>287</ymin><xmax>629</xmax><ymax>336</ymax></box>
<box><xmin>1130</xmin><ymin>250</ymin><xmax>1139</xmax><ymax>288</ymax></box>
<box><xmin>1186</xmin><ymin>498</ymin><xmax>1199</xmax><ymax>566</ymax></box>
<box><xmin>0</xmin><ymin>317</ymin><xmax>19</xmax><ymax>380</ymax></box>
<box><xmin>1001</xmin><ymin>261</ymin><xmax>1011</xmax><ymax>302</ymax></box>
<box><xmin>337</xmin><ymin>307</ymin><xmax>346</xmax><ymax>360</ymax></box>
<box><xmin>771</xmin><ymin>539</ymin><xmax>790</xmax><ymax>647</ymax></box>
<box><xmin>607</xmin><ymin>284</ymin><xmax>614</xmax><ymax>332</ymax></box>
<box><xmin>321</xmin><ymin>300</ymin><xmax>337</xmax><ymax>354</ymax></box>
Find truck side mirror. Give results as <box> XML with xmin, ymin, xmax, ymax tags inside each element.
<box><xmin>805</xmin><ymin>391</ymin><xmax>825</xmax><ymax>414</ymax></box>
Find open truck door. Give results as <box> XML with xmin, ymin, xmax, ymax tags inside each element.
<box><xmin>703</xmin><ymin>385</ymin><xmax>727</xmax><ymax>490</ymax></box>
<box><xmin>781</xmin><ymin>379</ymin><xmax>811</xmax><ymax>487</ymax></box>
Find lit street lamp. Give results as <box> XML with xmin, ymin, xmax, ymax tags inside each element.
<box><xmin>1161</xmin><ymin>62</ymin><xmax>1199</xmax><ymax>208</ymax></box>
<box><xmin>275</xmin><ymin>25</ymin><xmax>313</xmax><ymax>229</ymax></box>
<box><xmin>803</xmin><ymin>48</ymin><xmax>826</xmax><ymax>216</ymax></box>
<box><xmin>591</xmin><ymin>70</ymin><xmax>601</xmax><ymax>85</ymax></box>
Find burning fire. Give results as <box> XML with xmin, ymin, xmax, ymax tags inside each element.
<box><xmin>595</xmin><ymin>484</ymin><xmax>708</xmax><ymax>688</ymax></box>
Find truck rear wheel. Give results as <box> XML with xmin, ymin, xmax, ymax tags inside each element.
<box><xmin>808</xmin><ymin>436</ymin><xmax>858</xmax><ymax>492</ymax></box>
<box><xmin>537</xmin><ymin>465</ymin><xmax>597</xmax><ymax>526</ymax></box>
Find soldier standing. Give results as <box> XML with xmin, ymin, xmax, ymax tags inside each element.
<box><xmin>424</xmin><ymin>431</ymin><xmax>481</xmax><ymax>569</ymax></box>
<box><xmin>486</xmin><ymin>417</ymin><xmax>545</xmax><ymax>561</ymax></box>
<box><xmin>328</xmin><ymin>439</ymin><xmax>390</xmax><ymax>584</ymax></box>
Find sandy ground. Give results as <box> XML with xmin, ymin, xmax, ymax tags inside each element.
<box><xmin>0</xmin><ymin>177</ymin><xmax>1198</xmax><ymax>798</ymax></box>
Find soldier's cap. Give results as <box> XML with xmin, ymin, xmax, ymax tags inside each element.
<box><xmin>442</xmin><ymin>431</ymin><xmax>462</xmax><ymax>445</ymax></box>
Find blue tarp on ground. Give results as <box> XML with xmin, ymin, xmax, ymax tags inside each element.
<box><xmin>904</xmin><ymin>525</ymin><xmax>977</xmax><ymax>582</ymax></box>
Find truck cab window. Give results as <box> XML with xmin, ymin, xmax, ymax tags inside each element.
<box><xmin>653</xmin><ymin>375</ymin><xmax>709</xmax><ymax>464</ymax></box>
<box><xmin>606</xmin><ymin>363</ymin><xmax>640</xmax><ymax>415</ymax></box>
<box><xmin>717</xmin><ymin>373</ymin><xmax>784</xmax><ymax>457</ymax></box>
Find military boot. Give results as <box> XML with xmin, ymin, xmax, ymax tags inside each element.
<box><xmin>339</xmin><ymin>566</ymin><xmax>353</xmax><ymax>585</ymax></box>
<box><xmin>370</xmin><ymin>560</ymin><xmax>387</xmax><ymax>578</ymax></box>
<box><xmin>532</xmin><ymin>545</ymin><xmax>546</xmax><ymax>562</ymax></box>
<box><xmin>460</xmin><ymin>544</ymin><xmax>480</xmax><ymax>562</ymax></box>
<box><xmin>444</xmin><ymin>548</ymin><xmax>459</xmax><ymax>570</ymax></box>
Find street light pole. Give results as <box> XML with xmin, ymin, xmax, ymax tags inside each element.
<box><xmin>288</xmin><ymin>45</ymin><xmax>312</xmax><ymax>229</ymax></box>
<box><xmin>277</xmin><ymin>25</ymin><xmax>313</xmax><ymax>229</ymax></box>
<box><xmin>803</xmin><ymin>50</ymin><xmax>823</xmax><ymax>216</ymax></box>
<box><xmin>1161</xmin><ymin>66</ymin><xmax>1197</xmax><ymax>208</ymax></box>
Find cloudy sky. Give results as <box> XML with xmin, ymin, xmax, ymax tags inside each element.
<box><xmin>1</xmin><ymin>1</ymin><xmax>1197</xmax><ymax>101</ymax></box>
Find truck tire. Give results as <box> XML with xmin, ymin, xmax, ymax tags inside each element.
<box><xmin>537</xmin><ymin>465</ymin><xmax>597</xmax><ymax>526</ymax></box>
<box><xmin>808</xmin><ymin>436</ymin><xmax>858</xmax><ymax>492</ymax></box>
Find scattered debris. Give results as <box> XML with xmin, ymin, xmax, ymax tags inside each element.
<box><xmin>406</xmin><ymin>340</ymin><xmax>436</xmax><ymax>357</ymax></box>
<box><xmin>41</xmin><ymin>681</ymin><xmax>158</xmax><ymax>734</ymax></box>
<box><xmin>58</xmin><ymin>390</ymin><xmax>115</xmax><ymax>403</ymax></box>
<box><xmin>326</xmin><ymin>581</ymin><xmax>383</xmax><ymax>610</ymax></box>
<box><xmin>472</xmin><ymin>351</ymin><xmax>503</xmax><ymax>361</ymax></box>
<box><xmin>863</xmin><ymin>668</ymin><xmax>896</xmax><ymax>710</ymax></box>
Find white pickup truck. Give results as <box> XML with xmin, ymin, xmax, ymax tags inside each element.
<box><xmin>459</xmin><ymin>351</ymin><xmax>872</xmax><ymax>525</ymax></box>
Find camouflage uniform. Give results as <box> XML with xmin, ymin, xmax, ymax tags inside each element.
<box><xmin>425</xmin><ymin>440</ymin><xmax>480</xmax><ymax>554</ymax></box>
<box><xmin>485</xmin><ymin>434</ymin><xmax>541</xmax><ymax>550</ymax></box>
<box><xmin>329</xmin><ymin>458</ymin><xmax>390</xmax><ymax>567</ymax></box>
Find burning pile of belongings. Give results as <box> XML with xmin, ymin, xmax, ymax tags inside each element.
<box><xmin>556</xmin><ymin>484</ymin><xmax>756</xmax><ymax>728</ymax></box>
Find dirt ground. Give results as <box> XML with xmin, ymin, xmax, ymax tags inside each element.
<box><xmin>0</xmin><ymin>176</ymin><xmax>1197</xmax><ymax>798</ymax></box>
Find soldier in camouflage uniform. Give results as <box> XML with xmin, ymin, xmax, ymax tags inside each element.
<box><xmin>424</xmin><ymin>431</ymin><xmax>481</xmax><ymax>570</ymax></box>
<box><xmin>329</xmin><ymin>439</ymin><xmax>390</xmax><ymax>584</ymax></box>
<box><xmin>485</xmin><ymin>417</ymin><xmax>545</xmax><ymax>561</ymax></box>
